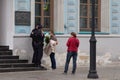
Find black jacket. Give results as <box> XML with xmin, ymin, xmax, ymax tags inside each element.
<box><xmin>30</xmin><ymin>29</ymin><xmax>44</xmax><ymax>43</ymax></box>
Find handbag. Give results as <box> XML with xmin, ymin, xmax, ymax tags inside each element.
<box><xmin>44</xmin><ymin>43</ymin><xmax>52</xmax><ymax>56</ymax></box>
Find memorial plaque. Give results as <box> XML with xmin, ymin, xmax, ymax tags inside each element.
<box><xmin>15</xmin><ymin>11</ymin><xmax>31</xmax><ymax>26</ymax></box>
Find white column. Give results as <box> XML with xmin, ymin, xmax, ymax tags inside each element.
<box><xmin>31</xmin><ymin>0</ymin><xmax>35</xmax><ymax>31</ymax></box>
<box><xmin>0</xmin><ymin>0</ymin><xmax>14</xmax><ymax>49</ymax></box>
<box><xmin>54</xmin><ymin>0</ymin><xmax>64</xmax><ymax>33</ymax></box>
<box><xmin>101</xmin><ymin>0</ymin><xmax>110</xmax><ymax>33</ymax></box>
<box><xmin>0</xmin><ymin>0</ymin><xmax>6</xmax><ymax>45</ymax></box>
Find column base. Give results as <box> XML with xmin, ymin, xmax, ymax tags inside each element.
<box><xmin>87</xmin><ymin>71</ymin><xmax>99</xmax><ymax>79</ymax></box>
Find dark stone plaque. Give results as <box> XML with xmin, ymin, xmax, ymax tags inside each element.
<box><xmin>15</xmin><ymin>11</ymin><xmax>31</xmax><ymax>26</ymax></box>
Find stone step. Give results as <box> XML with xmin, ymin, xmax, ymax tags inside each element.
<box><xmin>0</xmin><ymin>46</ymin><xmax>47</xmax><ymax>72</ymax></box>
<box><xmin>0</xmin><ymin>50</ymin><xmax>12</xmax><ymax>55</ymax></box>
<box><xmin>0</xmin><ymin>59</ymin><xmax>28</xmax><ymax>63</ymax></box>
<box><xmin>0</xmin><ymin>55</ymin><xmax>19</xmax><ymax>59</ymax></box>
<box><xmin>0</xmin><ymin>67</ymin><xmax>46</xmax><ymax>72</ymax></box>
<box><xmin>0</xmin><ymin>63</ymin><xmax>35</xmax><ymax>68</ymax></box>
<box><xmin>0</xmin><ymin>46</ymin><xmax>9</xmax><ymax>51</ymax></box>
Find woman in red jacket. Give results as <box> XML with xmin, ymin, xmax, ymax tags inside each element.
<box><xmin>63</xmin><ymin>32</ymin><xmax>79</xmax><ymax>74</ymax></box>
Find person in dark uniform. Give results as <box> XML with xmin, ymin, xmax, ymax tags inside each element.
<box><xmin>30</xmin><ymin>24</ymin><xmax>46</xmax><ymax>69</ymax></box>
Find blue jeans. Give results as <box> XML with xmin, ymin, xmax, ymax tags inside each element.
<box><xmin>64</xmin><ymin>52</ymin><xmax>77</xmax><ymax>73</ymax></box>
<box><xmin>50</xmin><ymin>52</ymin><xmax>56</xmax><ymax>69</ymax></box>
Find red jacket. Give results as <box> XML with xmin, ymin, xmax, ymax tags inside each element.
<box><xmin>66</xmin><ymin>37</ymin><xmax>79</xmax><ymax>52</ymax></box>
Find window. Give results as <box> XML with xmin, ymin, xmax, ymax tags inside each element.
<box><xmin>35</xmin><ymin>0</ymin><xmax>54</xmax><ymax>31</ymax></box>
<box><xmin>80</xmin><ymin>0</ymin><xmax>101</xmax><ymax>31</ymax></box>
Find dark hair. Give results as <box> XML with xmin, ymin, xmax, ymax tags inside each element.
<box><xmin>50</xmin><ymin>30</ymin><xmax>55</xmax><ymax>35</ymax></box>
<box><xmin>35</xmin><ymin>24</ymin><xmax>42</xmax><ymax>29</ymax></box>
<box><xmin>71</xmin><ymin>32</ymin><xmax>77</xmax><ymax>37</ymax></box>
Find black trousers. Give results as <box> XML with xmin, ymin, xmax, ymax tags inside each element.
<box><xmin>32</xmin><ymin>41</ymin><xmax>43</xmax><ymax>66</ymax></box>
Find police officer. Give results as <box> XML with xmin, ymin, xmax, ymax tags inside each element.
<box><xmin>30</xmin><ymin>24</ymin><xmax>45</xmax><ymax>68</ymax></box>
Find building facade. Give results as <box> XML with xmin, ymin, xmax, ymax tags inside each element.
<box><xmin>0</xmin><ymin>0</ymin><xmax>120</xmax><ymax>66</ymax></box>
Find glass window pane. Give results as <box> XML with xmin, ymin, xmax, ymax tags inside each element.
<box><xmin>80</xmin><ymin>18</ymin><xmax>87</xmax><ymax>28</ymax></box>
<box><xmin>80</xmin><ymin>0</ymin><xmax>87</xmax><ymax>3</ymax></box>
<box><xmin>44</xmin><ymin>0</ymin><xmax>50</xmax><ymax>3</ymax></box>
<box><xmin>90</xmin><ymin>18</ymin><xmax>98</xmax><ymax>28</ymax></box>
<box><xmin>35</xmin><ymin>18</ymin><xmax>41</xmax><ymax>25</ymax></box>
<box><xmin>80</xmin><ymin>0</ymin><xmax>100</xmax><ymax>31</ymax></box>
<box><xmin>80</xmin><ymin>5</ymin><xmax>87</xmax><ymax>16</ymax></box>
<box><xmin>44</xmin><ymin>4</ymin><xmax>50</xmax><ymax>16</ymax></box>
<box><xmin>35</xmin><ymin>4</ymin><xmax>41</xmax><ymax>16</ymax></box>
<box><xmin>90</xmin><ymin>5</ymin><xmax>98</xmax><ymax>17</ymax></box>
<box><xmin>44</xmin><ymin>18</ymin><xmax>50</xmax><ymax>28</ymax></box>
<box><xmin>95</xmin><ymin>6</ymin><xmax>98</xmax><ymax>17</ymax></box>
<box><xmin>95</xmin><ymin>18</ymin><xmax>98</xmax><ymax>28</ymax></box>
<box><xmin>35</xmin><ymin>0</ymin><xmax>41</xmax><ymax>2</ymax></box>
<box><xmin>90</xmin><ymin>0</ymin><xmax>98</xmax><ymax>4</ymax></box>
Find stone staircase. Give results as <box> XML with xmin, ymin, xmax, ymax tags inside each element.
<box><xmin>0</xmin><ymin>46</ymin><xmax>46</xmax><ymax>72</ymax></box>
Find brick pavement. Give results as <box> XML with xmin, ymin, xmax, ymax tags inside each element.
<box><xmin>0</xmin><ymin>65</ymin><xmax>120</xmax><ymax>80</ymax></box>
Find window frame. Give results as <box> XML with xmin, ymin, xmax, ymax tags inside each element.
<box><xmin>80</xmin><ymin>0</ymin><xmax>101</xmax><ymax>32</ymax></box>
<box><xmin>35</xmin><ymin>0</ymin><xmax>54</xmax><ymax>31</ymax></box>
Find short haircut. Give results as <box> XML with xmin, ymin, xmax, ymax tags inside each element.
<box><xmin>71</xmin><ymin>32</ymin><xmax>77</xmax><ymax>37</ymax></box>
